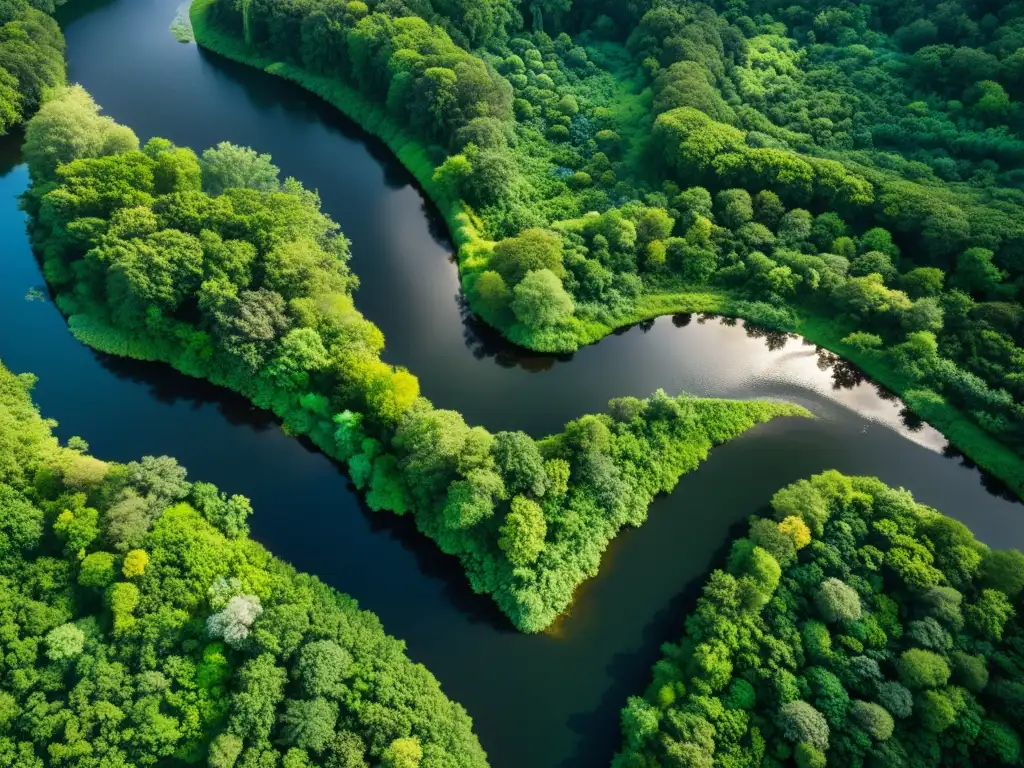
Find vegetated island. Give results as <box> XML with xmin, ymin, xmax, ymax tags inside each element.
<box><xmin>0</xmin><ymin>359</ymin><xmax>488</xmax><ymax>767</ymax></box>
<box><xmin>21</xmin><ymin>86</ymin><xmax>808</xmax><ymax>632</ymax></box>
<box><xmin>615</xmin><ymin>471</ymin><xmax>1024</xmax><ymax>767</ymax></box>
<box><xmin>190</xmin><ymin>0</ymin><xmax>1024</xmax><ymax>499</ymax></box>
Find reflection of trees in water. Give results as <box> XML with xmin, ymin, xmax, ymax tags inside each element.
<box><xmin>942</xmin><ymin>444</ymin><xmax>1021</xmax><ymax>502</ymax></box>
<box><xmin>743</xmin><ymin>323</ymin><xmax>792</xmax><ymax>352</ymax></box>
<box><xmin>814</xmin><ymin>347</ymin><xmax>867</xmax><ymax>390</ymax></box>
<box><xmin>457</xmin><ymin>293</ymin><xmax>568</xmax><ymax>372</ymax></box>
<box><xmin>900</xmin><ymin>407</ymin><xmax>925</xmax><ymax>432</ymax></box>
<box><xmin>94</xmin><ymin>352</ymin><xmax>278</xmax><ymax>431</ymax></box>
<box><xmin>672</xmin><ymin>313</ymin><xmax>692</xmax><ymax>328</ymax></box>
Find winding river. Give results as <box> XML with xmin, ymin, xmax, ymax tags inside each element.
<box><xmin>0</xmin><ymin>0</ymin><xmax>1021</xmax><ymax>765</ymax></box>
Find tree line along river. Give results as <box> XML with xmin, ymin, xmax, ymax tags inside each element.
<box><xmin>0</xmin><ymin>0</ymin><xmax>1021</xmax><ymax>765</ymax></box>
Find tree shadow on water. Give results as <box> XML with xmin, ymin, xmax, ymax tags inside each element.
<box><xmin>93</xmin><ymin>352</ymin><xmax>280</xmax><ymax>431</ymax></box>
<box><xmin>459</xmin><ymin>294</ymin><xmax>571</xmax><ymax>372</ymax></box>
<box><xmin>558</xmin><ymin>516</ymin><xmax>752</xmax><ymax>768</ymax></box>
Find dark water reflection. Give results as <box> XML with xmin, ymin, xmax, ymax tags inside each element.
<box><xmin>0</xmin><ymin>1</ymin><xmax>1019</xmax><ymax>766</ymax></box>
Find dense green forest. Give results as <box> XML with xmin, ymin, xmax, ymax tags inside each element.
<box><xmin>615</xmin><ymin>471</ymin><xmax>1024</xmax><ymax>767</ymax></box>
<box><xmin>22</xmin><ymin>86</ymin><xmax>806</xmax><ymax>632</ymax></box>
<box><xmin>0</xmin><ymin>0</ymin><xmax>68</xmax><ymax>135</ymax></box>
<box><xmin>0</xmin><ymin>359</ymin><xmax>487</xmax><ymax>767</ymax></box>
<box><xmin>191</xmin><ymin>0</ymin><xmax>1024</xmax><ymax>496</ymax></box>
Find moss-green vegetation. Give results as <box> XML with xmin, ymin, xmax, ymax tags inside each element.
<box><xmin>189</xmin><ymin>0</ymin><xmax>1024</xmax><ymax>503</ymax></box>
<box><xmin>617</xmin><ymin>471</ymin><xmax>1024</xmax><ymax>767</ymax></box>
<box><xmin>170</xmin><ymin>4</ymin><xmax>194</xmax><ymax>43</ymax></box>
<box><xmin>23</xmin><ymin>87</ymin><xmax>807</xmax><ymax>633</ymax></box>
<box><xmin>0</xmin><ymin>359</ymin><xmax>487</xmax><ymax>766</ymax></box>
<box><xmin>0</xmin><ymin>0</ymin><xmax>68</xmax><ymax>135</ymax></box>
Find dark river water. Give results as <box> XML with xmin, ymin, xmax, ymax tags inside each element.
<box><xmin>0</xmin><ymin>1</ymin><xmax>1020</xmax><ymax>765</ymax></box>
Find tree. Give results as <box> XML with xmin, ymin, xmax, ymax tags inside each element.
<box><xmin>207</xmin><ymin>594</ymin><xmax>263</xmax><ymax>647</ymax></box>
<box><xmin>621</xmin><ymin>696</ymin><xmax>660</xmax><ymax>748</ymax></box>
<box><xmin>220</xmin><ymin>288</ymin><xmax>291</xmax><ymax>371</ymax></box>
<box><xmin>122</xmin><ymin>549</ymin><xmax>148</xmax><ymax>578</ymax></box>
<box><xmin>749</xmin><ymin>518</ymin><xmax>797</xmax><ymax>566</ymax></box>
<box><xmin>279</xmin><ymin>698</ymin><xmax>338</xmax><ymax>753</ymax></box>
<box><xmin>382</xmin><ymin>737</ymin><xmax>422</xmax><ymax>768</ymax></box>
<box><xmin>977</xmin><ymin>720</ymin><xmax>1022</xmax><ymax>765</ymax></box>
<box><xmin>794</xmin><ymin>743</ymin><xmax>826</xmax><ymax>768</ymax></box>
<box><xmin>965</xmin><ymin>589</ymin><xmax>1015</xmax><ymax>641</ymax></box>
<box><xmin>207</xmin><ymin>733</ymin><xmax>244</xmax><ymax>768</ymax></box>
<box><xmin>771</xmin><ymin>479</ymin><xmax>830</xmax><ymax>536</ymax></box>
<box><xmin>492</xmin><ymin>431</ymin><xmax>547</xmax><ymax>497</ymax></box>
<box><xmin>22</xmin><ymin>85</ymin><xmax>139</xmax><ymax>183</ymax></box>
<box><xmin>200</xmin><ymin>142</ymin><xmax>280</xmax><ymax>196</ymax></box>
<box><xmin>191</xmin><ymin>482</ymin><xmax>253</xmax><ymax>538</ymax></box>
<box><xmin>295</xmin><ymin>640</ymin><xmax>352</xmax><ymax>699</ymax></box>
<box><xmin>917</xmin><ymin>689</ymin><xmax>957</xmax><ymax>733</ymax></box>
<box><xmin>970</xmin><ymin>80</ymin><xmax>1011</xmax><ymax>122</ymax></box>
<box><xmin>716</xmin><ymin>189</ymin><xmax>753</xmax><ymax>229</ymax></box>
<box><xmin>778</xmin><ymin>516</ymin><xmax>811</xmax><ymax>549</ymax></box>
<box><xmin>490</xmin><ymin>229</ymin><xmax>564</xmax><ymax>285</ymax></box>
<box><xmin>901</xmin><ymin>267</ymin><xmax>945</xmax><ymax>298</ymax></box>
<box><xmin>109</xmin><ymin>581</ymin><xmax>139</xmax><ymax>635</ymax></box>
<box><xmin>978</xmin><ymin>550</ymin><xmax>1024</xmax><ymax>597</ymax></box>
<box><xmin>104</xmin><ymin>492</ymin><xmax>152</xmax><ymax>552</ymax></box>
<box><xmin>125</xmin><ymin>455</ymin><xmax>191</xmax><ymax>509</ymax></box>
<box><xmin>876</xmin><ymin>682</ymin><xmax>913</xmax><ymax>718</ymax></box>
<box><xmin>950</xmin><ymin>651</ymin><xmax>988</xmax><ymax>693</ymax></box>
<box><xmin>814</xmin><ymin>578</ymin><xmax>861</xmax><ymax>623</ymax></box>
<box><xmin>474</xmin><ymin>270</ymin><xmax>512</xmax><ymax>318</ymax></box>
<box><xmin>229</xmin><ymin>654</ymin><xmax>287</xmax><ymax>741</ymax></box>
<box><xmin>897</xmin><ymin>649</ymin><xmax>950</xmax><ymax>689</ymax></box>
<box><xmin>78</xmin><ymin>551</ymin><xmax>116</xmax><ymax>587</ymax></box>
<box><xmin>499</xmin><ymin>495</ymin><xmax>547</xmax><ymax>566</ymax></box>
<box><xmin>850</xmin><ymin>700</ymin><xmax>894</xmax><ymax>740</ymax></box>
<box><xmin>951</xmin><ymin>247</ymin><xmax>1004</xmax><ymax>297</ymax></box>
<box><xmin>512</xmin><ymin>269</ymin><xmax>573</xmax><ymax>329</ymax></box>
<box><xmin>777</xmin><ymin>701</ymin><xmax>829</xmax><ymax>750</ymax></box>
<box><xmin>45</xmin><ymin>623</ymin><xmax>85</xmax><ymax>662</ymax></box>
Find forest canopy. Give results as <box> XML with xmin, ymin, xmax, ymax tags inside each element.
<box><xmin>0</xmin><ymin>359</ymin><xmax>487</xmax><ymax>767</ymax></box>
<box><xmin>0</xmin><ymin>0</ymin><xmax>67</xmax><ymax>135</ymax></box>
<box><xmin>616</xmin><ymin>471</ymin><xmax>1024</xmax><ymax>768</ymax></box>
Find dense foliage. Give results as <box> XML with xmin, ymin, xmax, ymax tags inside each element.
<box><xmin>615</xmin><ymin>471</ymin><xmax>1024</xmax><ymax>767</ymax></box>
<box><xmin>0</xmin><ymin>0</ymin><xmax>68</xmax><ymax>134</ymax></box>
<box><xmin>194</xmin><ymin>0</ymin><xmax>1024</xmax><ymax>493</ymax></box>
<box><xmin>0</xmin><ymin>360</ymin><xmax>487</xmax><ymax>767</ymax></box>
<box><xmin>23</xmin><ymin>87</ymin><xmax>806</xmax><ymax>632</ymax></box>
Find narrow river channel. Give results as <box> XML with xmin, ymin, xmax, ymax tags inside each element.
<box><xmin>0</xmin><ymin>1</ymin><xmax>1020</xmax><ymax>765</ymax></box>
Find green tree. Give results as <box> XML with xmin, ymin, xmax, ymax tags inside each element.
<box><xmin>200</xmin><ymin>142</ymin><xmax>280</xmax><ymax>195</ymax></box>
<box><xmin>279</xmin><ymin>698</ymin><xmax>338</xmax><ymax>753</ymax></box>
<box><xmin>22</xmin><ymin>85</ymin><xmax>138</xmax><ymax>183</ymax></box>
<box><xmin>499</xmin><ymin>495</ymin><xmax>547</xmax><ymax>566</ymax></box>
<box><xmin>898</xmin><ymin>649</ymin><xmax>951</xmax><ymax>689</ymax></box>
<box><xmin>44</xmin><ymin>623</ymin><xmax>85</xmax><ymax>661</ymax></box>
<box><xmin>512</xmin><ymin>269</ymin><xmax>573</xmax><ymax>329</ymax></box>
<box><xmin>490</xmin><ymin>229</ymin><xmax>564</xmax><ymax>285</ymax></box>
